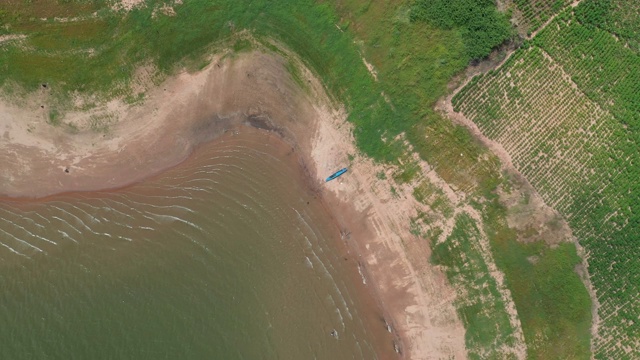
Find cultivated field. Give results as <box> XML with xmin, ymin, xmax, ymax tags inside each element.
<box><xmin>453</xmin><ymin>46</ymin><xmax>621</xmax><ymax>217</ymax></box>
<box><xmin>454</xmin><ymin>4</ymin><xmax>640</xmax><ymax>358</ymax></box>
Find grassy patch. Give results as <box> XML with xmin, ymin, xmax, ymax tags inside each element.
<box><xmin>232</xmin><ymin>38</ymin><xmax>252</xmax><ymax>53</ymax></box>
<box><xmin>24</xmin><ymin>20</ymin><xmax>114</xmax><ymax>51</ymax></box>
<box><xmin>88</xmin><ymin>113</ymin><xmax>114</xmax><ymax>133</ymax></box>
<box><xmin>393</xmin><ymin>160</ymin><xmax>420</xmax><ymax>184</ymax></box>
<box><xmin>412</xmin><ymin>179</ymin><xmax>454</xmax><ymax>218</ymax></box>
<box><xmin>482</xmin><ymin>199</ymin><xmax>592</xmax><ymax>359</ymax></box>
<box><xmin>432</xmin><ymin>212</ymin><xmax>521</xmax><ymax>359</ymax></box>
<box><xmin>284</xmin><ymin>60</ymin><xmax>307</xmax><ymax>92</ymax></box>
<box><xmin>0</xmin><ymin>0</ymin><xmax>105</xmax><ymax>19</ymax></box>
<box><xmin>390</xmin><ymin>185</ymin><xmax>399</xmax><ymax>199</ymax></box>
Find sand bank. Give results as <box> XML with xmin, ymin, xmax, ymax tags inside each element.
<box><xmin>0</xmin><ymin>49</ymin><xmax>467</xmax><ymax>358</ymax></box>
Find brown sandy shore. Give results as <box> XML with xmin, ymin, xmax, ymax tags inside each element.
<box><xmin>0</xmin><ymin>49</ymin><xmax>467</xmax><ymax>359</ymax></box>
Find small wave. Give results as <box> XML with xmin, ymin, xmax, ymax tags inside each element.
<box><xmin>0</xmin><ymin>240</ymin><xmax>30</xmax><ymax>258</ymax></box>
<box><xmin>304</xmin><ymin>256</ymin><xmax>314</xmax><ymax>269</ymax></box>
<box><xmin>51</xmin><ymin>216</ymin><xmax>82</xmax><ymax>234</ymax></box>
<box><xmin>57</xmin><ymin>230</ymin><xmax>79</xmax><ymax>244</ymax></box>
<box><xmin>146</xmin><ymin>212</ymin><xmax>204</xmax><ymax>232</ymax></box>
<box><xmin>0</xmin><ymin>227</ymin><xmax>44</xmax><ymax>254</ymax></box>
<box><xmin>0</xmin><ymin>217</ymin><xmax>57</xmax><ymax>246</ymax></box>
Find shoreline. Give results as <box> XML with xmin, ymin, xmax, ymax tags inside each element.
<box><xmin>0</xmin><ymin>50</ymin><xmax>467</xmax><ymax>359</ymax></box>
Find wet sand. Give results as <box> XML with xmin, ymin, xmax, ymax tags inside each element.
<box><xmin>0</xmin><ymin>49</ymin><xmax>467</xmax><ymax>359</ymax></box>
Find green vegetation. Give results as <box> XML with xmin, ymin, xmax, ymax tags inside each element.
<box><xmin>0</xmin><ymin>0</ymin><xmax>105</xmax><ymax>20</ymax></box>
<box><xmin>393</xmin><ymin>159</ymin><xmax>420</xmax><ymax>184</ymax></box>
<box><xmin>284</xmin><ymin>59</ymin><xmax>308</xmax><ymax>93</ymax></box>
<box><xmin>88</xmin><ymin>113</ymin><xmax>114</xmax><ymax>133</ymax></box>
<box><xmin>480</xmin><ymin>199</ymin><xmax>592</xmax><ymax>359</ymax></box>
<box><xmin>455</xmin><ymin>4</ymin><xmax>640</xmax><ymax>358</ymax></box>
<box><xmin>390</xmin><ymin>186</ymin><xmax>399</xmax><ymax>199</ymax></box>
<box><xmin>432</xmin><ymin>213</ymin><xmax>520</xmax><ymax>359</ymax></box>
<box><xmin>232</xmin><ymin>38</ymin><xmax>253</xmax><ymax>53</ymax></box>
<box><xmin>1</xmin><ymin>0</ymin><xmax>507</xmax><ymax>164</ymax></box>
<box><xmin>48</xmin><ymin>108</ymin><xmax>61</xmax><ymax>126</ymax></box>
<box><xmin>0</xmin><ymin>0</ymin><xmax>598</xmax><ymax>358</ymax></box>
<box><xmin>412</xmin><ymin>179</ymin><xmax>454</xmax><ymax>218</ymax></box>
<box><xmin>0</xmin><ymin>0</ymin><xmax>391</xmax><ymax>158</ymax></box>
<box><xmin>411</xmin><ymin>0</ymin><xmax>513</xmax><ymax>59</ymax></box>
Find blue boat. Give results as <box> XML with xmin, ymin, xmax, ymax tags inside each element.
<box><xmin>326</xmin><ymin>168</ymin><xmax>348</xmax><ymax>182</ymax></box>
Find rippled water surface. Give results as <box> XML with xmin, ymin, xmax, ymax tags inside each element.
<box><xmin>0</xmin><ymin>128</ymin><xmax>393</xmax><ymax>359</ymax></box>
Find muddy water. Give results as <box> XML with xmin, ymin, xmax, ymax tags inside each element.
<box><xmin>0</xmin><ymin>127</ymin><xmax>395</xmax><ymax>359</ymax></box>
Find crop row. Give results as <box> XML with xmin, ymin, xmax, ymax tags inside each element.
<box><xmin>454</xmin><ymin>46</ymin><xmax>619</xmax><ymax>217</ymax></box>
<box><xmin>512</xmin><ymin>0</ymin><xmax>572</xmax><ymax>33</ymax></box>
<box><xmin>575</xmin><ymin>0</ymin><xmax>640</xmax><ymax>41</ymax></box>
<box><xmin>534</xmin><ymin>13</ymin><xmax>640</xmax><ymax>133</ymax></box>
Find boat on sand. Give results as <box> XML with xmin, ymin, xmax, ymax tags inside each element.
<box><xmin>326</xmin><ymin>168</ymin><xmax>348</xmax><ymax>182</ymax></box>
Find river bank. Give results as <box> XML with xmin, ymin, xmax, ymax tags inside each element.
<box><xmin>0</xmin><ymin>49</ymin><xmax>467</xmax><ymax>359</ymax></box>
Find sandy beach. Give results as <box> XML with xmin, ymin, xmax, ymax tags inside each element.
<box><xmin>0</xmin><ymin>48</ymin><xmax>468</xmax><ymax>359</ymax></box>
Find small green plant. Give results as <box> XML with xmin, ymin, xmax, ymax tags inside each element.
<box><xmin>393</xmin><ymin>162</ymin><xmax>419</xmax><ymax>184</ymax></box>
<box><xmin>232</xmin><ymin>38</ymin><xmax>252</xmax><ymax>53</ymax></box>
<box><xmin>48</xmin><ymin>109</ymin><xmax>61</xmax><ymax>126</ymax></box>
<box><xmin>409</xmin><ymin>218</ymin><xmax>422</xmax><ymax>237</ymax></box>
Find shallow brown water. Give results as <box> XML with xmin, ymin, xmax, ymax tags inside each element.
<box><xmin>0</xmin><ymin>126</ymin><xmax>395</xmax><ymax>359</ymax></box>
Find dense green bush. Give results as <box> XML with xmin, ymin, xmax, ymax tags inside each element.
<box><xmin>410</xmin><ymin>0</ymin><xmax>512</xmax><ymax>60</ymax></box>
